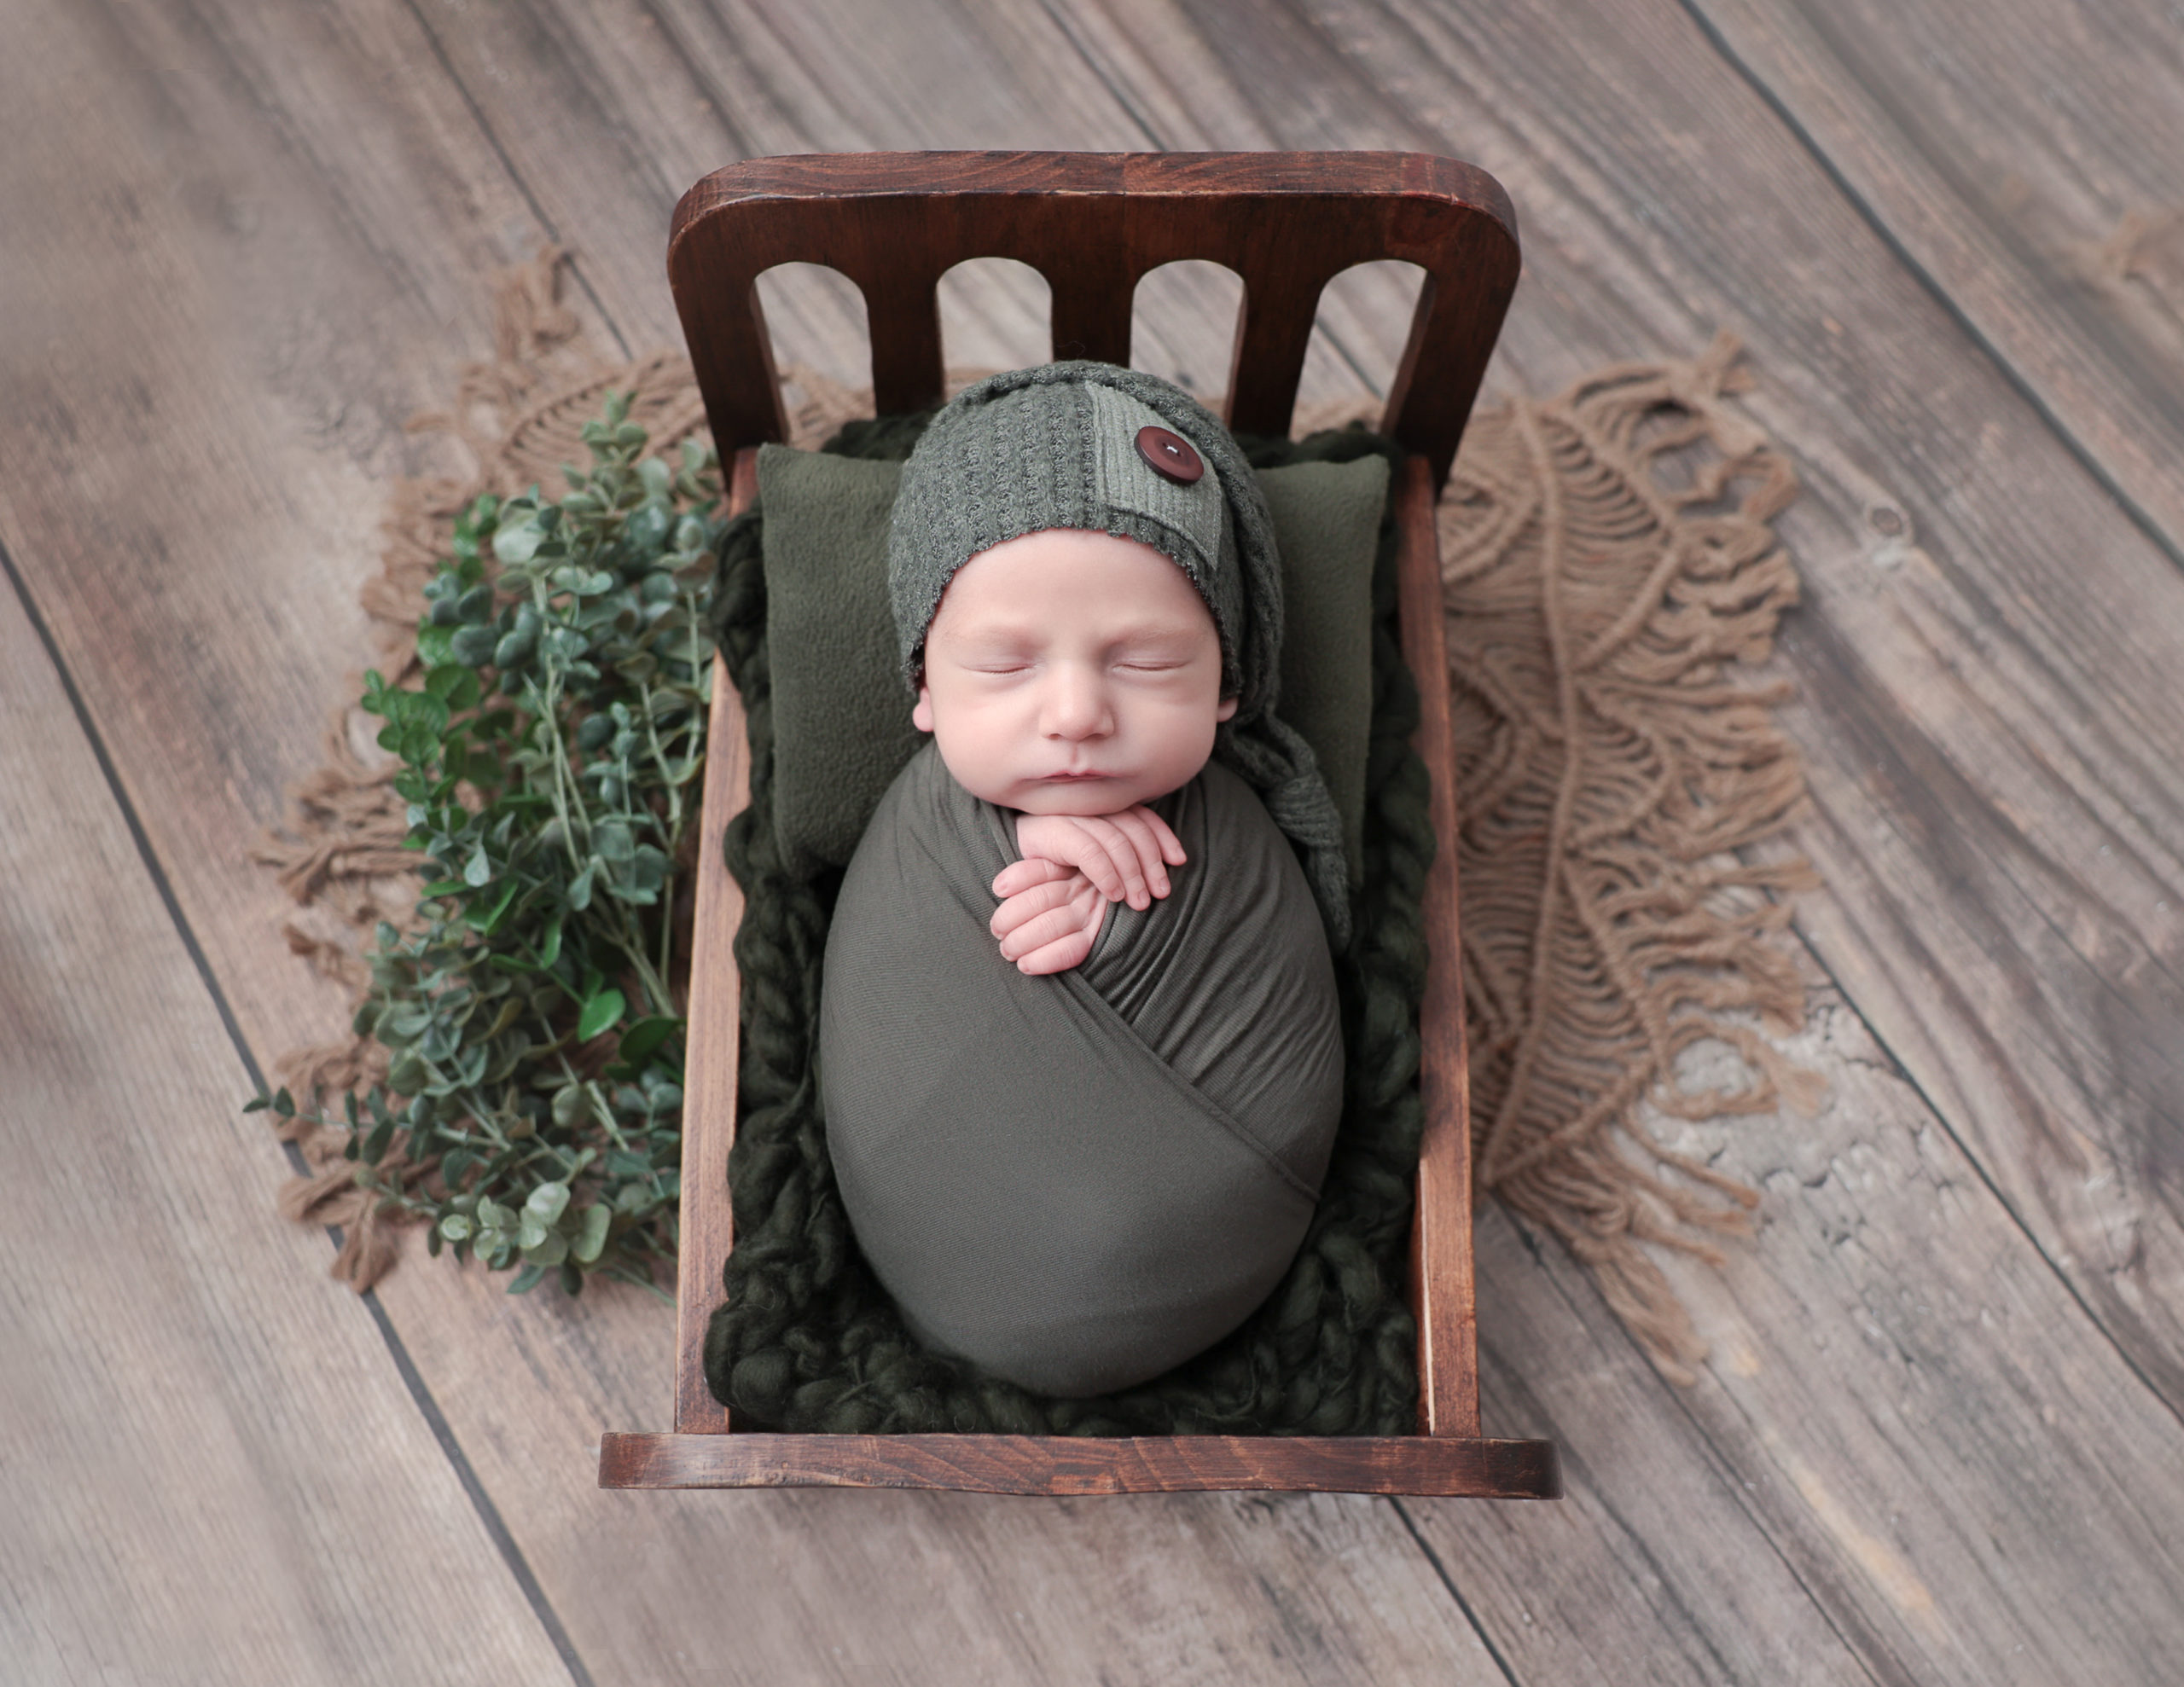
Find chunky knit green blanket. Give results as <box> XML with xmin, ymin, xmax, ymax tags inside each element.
<box><xmin>703</xmin><ymin>415</ymin><xmax>1430</xmax><ymax>1436</ymax></box>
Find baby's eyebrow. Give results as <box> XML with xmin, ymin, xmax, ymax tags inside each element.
<box><xmin>933</xmin><ymin>621</ymin><xmax>1045</xmax><ymax>649</ymax></box>
<box><xmin>1101</xmin><ymin>623</ymin><xmax>1208</xmax><ymax>649</ymax></box>
<box><xmin>937</xmin><ymin>616</ymin><xmax>1205</xmax><ymax>647</ymax></box>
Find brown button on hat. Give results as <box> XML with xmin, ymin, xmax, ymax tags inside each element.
<box><xmin>1136</xmin><ymin>424</ymin><xmax>1203</xmax><ymax>484</ymax></box>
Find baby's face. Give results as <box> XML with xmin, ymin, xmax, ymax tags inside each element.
<box><xmin>913</xmin><ymin>528</ymin><xmax>1236</xmax><ymax>815</ymax></box>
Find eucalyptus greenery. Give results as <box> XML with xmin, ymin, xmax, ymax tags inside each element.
<box><xmin>251</xmin><ymin>394</ymin><xmax>725</xmax><ymax>1297</ymax></box>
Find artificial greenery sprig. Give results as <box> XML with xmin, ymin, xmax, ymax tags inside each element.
<box><xmin>252</xmin><ymin>394</ymin><xmax>724</xmax><ymax>1298</ymax></box>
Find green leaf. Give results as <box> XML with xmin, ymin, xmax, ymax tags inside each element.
<box><xmin>507</xmin><ymin>1263</ymin><xmax>548</xmax><ymax>1295</ymax></box>
<box><xmin>466</xmin><ymin>876</ymin><xmax>520</xmax><ymax>935</ymax></box>
<box><xmin>494</xmin><ymin>520</ymin><xmax>546</xmax><ymax>565</ymax></box>
<box><xmin>426</xmin><ymin>664</ymin><xmax>481</xmax><ymax>710</ymax></box>
<box><xmin>572</xmin><ymin>1203</ymin><xmax>611</xmax><ymax>1265</ymax></box>
<box><xmin>416</xmin><ymin>623</ymin><xmax>457</xmax><ymax>666</ymax></box>
<box><xmin>616</xmin><ymin>1015</ymin><xmax>680</xmax><ymax>1068</ymax></box>
<box><xmin>386</xmin><ymin>1050</ymin><xmax>429</xmax><ymax>1097</ymax></box>
<box><xmin>577</xmin><ymin>988</ymin><xmax>625</xmax><ymax>1042</ymax></box>
<box><xmin>451</xmin><ymin>624</ymin><xmax>499</xmax><ymax>667</ymax></box>
<box><xmin>594</xmin><ymin>820</ymin><xmax>635</xmax><ymax>864</ymax></box>
<box><xmin>398</xmin><ymin>721</ymin><xmax>439</xmax><ymax>765</ymax></box>
<box><xmin>521</xmin><ymin>1230</ymin><xmax>569</xmax><ymax>1267</ymax></box>
<box><xmin>264</xmin><ymin>393</ymin><xmax>718</xmax><ymax>1303</ymax></box>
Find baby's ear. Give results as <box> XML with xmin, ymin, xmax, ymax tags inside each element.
<box><xmin>912</xmin><ymin>685</ymin><xmax>936</xmax><ymax>733</ymax></box>
<box><xmin>1216</xmin><ymin>694</ymin><xmax>1239</xmax><ymax>722</ymax></box>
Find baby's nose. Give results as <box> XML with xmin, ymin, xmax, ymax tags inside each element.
<box><xmin>1041</xmin><ymin>665</ymin><xmax>1112</xmax><ymax>739</ymax></box>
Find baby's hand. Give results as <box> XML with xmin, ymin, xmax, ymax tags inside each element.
<box><xmin>1005</xmin><ymin>809</ymin><xmax>1186</xmax><ymax>911</ymax></box>
<box><xmin>987</xmin><ymin>860</ymin><xmax>1107</xmax><ymax>975</ymax></box>
<box><xmin>989</xmin><ymin>808</ymin><xmax>1188</xmax><ymax>976</ymax></box>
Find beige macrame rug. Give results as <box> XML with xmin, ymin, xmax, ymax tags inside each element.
<box><xmin>258</xmin><ymin>252</ymin><xmax>1820</xmax><ymax>1379</ymax></box>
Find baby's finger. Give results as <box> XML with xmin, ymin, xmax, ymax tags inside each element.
<box><xmin>1079</xmin><ymin>815</ymin><xmax>1151</xmax><ymax>908</ymax></box>
<box><xmin>1104</xmin><ymin>809</ymin><xmax>1172</xmax><ymax>900</ymax></box>
<box><xmin>1059</xmin><ymin>822</ymin><xmax>1128</xmax><ymax>903</ymax></box>
<box><xmin>989</xmin><ymin>875</ymin><xmax>1083</xmax><ymax>938</ymax></box>
<box><xmin>1136</xmin><ymin>804</ymin><xmax>1188</xmax><ymax>867</ymax></box>
<box><xmin>991</xmin><ymin>856</ymin><xmax>1074</xmax><ymax>899</ymax></box>
<box><xmin>1015</xmin><ymin>929</ymin><xmax>1097</xmax><ymax>976</ymax></box>
<box><xmin>997</xmin><ymin>897</ymin><xmax>1101</xmax><ymax>963</ymax></box>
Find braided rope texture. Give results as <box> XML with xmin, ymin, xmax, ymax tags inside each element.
<box><xmin>703</xmin><ymin>417</ymin><xmax>1426</xmax><ymax>1435</ymax></box>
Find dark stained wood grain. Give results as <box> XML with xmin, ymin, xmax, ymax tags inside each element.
<box><xmin>601</xmin><ymin>1432</ymin><xmax>1559</xmax><ymax>1496</ymax></box>
<box><xmin>668</xmin><ymin>149</ymin><xmax>1516</xmax><ymax>485</ymax></box>
<box><xmin>1394</xmin><ymin>453</ymin><xmax>1481</xmax><ymax>1438</ymax></box>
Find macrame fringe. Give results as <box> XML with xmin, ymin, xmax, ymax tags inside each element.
<box><xmin>255</xmin><ymin>253</ymin><xmax>1819</xmax><ymax>1382</ymax></box>
<box><xmin>1440</xmin><ymin>332</ymin><xmax>1821</xmax><ymax>1381</ymax></box>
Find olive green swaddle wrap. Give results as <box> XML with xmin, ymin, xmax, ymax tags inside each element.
<box><xmin>821</xmin><ymin>363</ymin><xmax>1350</xmax><ymax>1395</ymax></box>
<box><xmin>822</xmin><ymin>743</ymin><xmax>1343</xmax><ymax>1394</ymax></box>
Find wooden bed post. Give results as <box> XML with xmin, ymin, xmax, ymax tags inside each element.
<box><xmin>1395</xmin><ymin>454</ymin><xmax>1482</xmax><ymax>1439</ymax></box>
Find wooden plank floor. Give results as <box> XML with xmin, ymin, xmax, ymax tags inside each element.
<box><xmin>4</xmin><ymin>1</ymin><xmax>2178</xmax><ymax>1682</ymax></box>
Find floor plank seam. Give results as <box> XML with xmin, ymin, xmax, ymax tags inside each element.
<box><xmin>0</xmin><ymin>530</ymin><xmax>599</xmax><ymax>1687</ymax></box>
<box><xmin>1031</xmin><ymin>0</ymin><xmax>1166</xmax><ymax>148</ymax></box>
<box><xmin>1032</xmin><ymin>0</ymin><xmax>1397</xmax><ymax>401</ymax></box>
<box><xmin>358</xmin><ymin>1287</ymin><xmax>599</xmax><ymax>1687</ymax></box>
<box><xmin>0</xmin><ymin>533</ymin><xmax>264</xmax><ymax>1107</ymax></box>
<box><xmin>1670</xmin><ymin>0</ymin><xmax>2184</xmax><ymax>578</ymax></box>
<box><xmin>394</xmin><ymin>0</ymin><xmax>636</xmax><ymax>364</ymax></box>
<box><xmin>1385</xmin><ymin>1497</ymin><xmax>1526</xmax><ymax>1687</ymax></box>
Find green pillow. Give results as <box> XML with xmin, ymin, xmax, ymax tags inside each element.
<box><xmin>758</xmin><ymin>443</ymin><xmax>1387</xmax><ymax>883</ymax></box>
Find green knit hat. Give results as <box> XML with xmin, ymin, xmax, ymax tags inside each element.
<box><xmin>887</xmin><ymin>362</ymin><xmax>1351</xmax><ymax>945</ymax></box>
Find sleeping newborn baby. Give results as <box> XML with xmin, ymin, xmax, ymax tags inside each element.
<box><xmin>818</xmin><ymin>362</ymin><xmax>1349</xmax><ymax>1398</ymax></box>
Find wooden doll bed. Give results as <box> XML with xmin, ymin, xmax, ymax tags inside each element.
<box><xmin>598</xmin><ymin>150</ymin><xmax>1560</xmax><ymax>1499</ymax></box>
